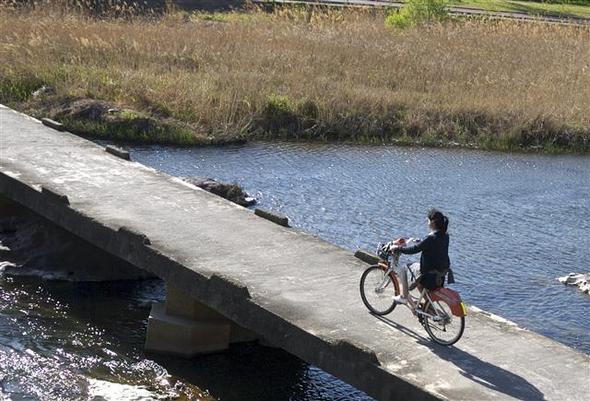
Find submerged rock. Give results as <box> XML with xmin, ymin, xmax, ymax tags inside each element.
<box><xmin>183</xmin><ymin>177</ymin><xmax>256</xmax><ymax>207</ymax></box>
<box><xmin>557</xmin><ymin>273</ymin><xmax>590</xmax><ymax>295</ymax></box>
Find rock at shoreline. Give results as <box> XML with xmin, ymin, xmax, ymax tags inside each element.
<box><xmin>557</xmin><ymin>273</ymin><xmax>590</xmax><ymax>295</ymax></box>
<box><xmin>183</xmin><ymin>177</ymin><xmax>256</xmax><ymax>207</ymax></box>
<box><xmin>32</xmin><ymin>85</ymin><xmax>56</xmax><ymax>99</ymax></box>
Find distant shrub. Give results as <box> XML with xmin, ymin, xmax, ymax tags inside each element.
<box><xmin>385</xmin><ymin>0</ymin><xmax>448</xmax><ymax>29</ymax></box>
<box><xmin>261</xmin><ymin>95</ymin><xmax>320</xmax><ymax>137</ymax></box>
<box><xmin>262</xmin><ymin>94</ymin><xmax>297</xmax><ymax>133</ymax></box>
<box><xmin>265</xmin><ymin>94</ymin><xmax>295</xmax><ymax>117</ymax></box>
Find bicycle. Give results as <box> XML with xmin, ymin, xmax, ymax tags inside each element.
<box><xmin>359</xmin><ymin>238</ymin><xmax>467</xmax><ymax>346</ymax></box>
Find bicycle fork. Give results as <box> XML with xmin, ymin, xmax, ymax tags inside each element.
<box><xmin>375</xmin><ymin>266</ymin><xmax>395</xmax><ymax>293</ymax></box>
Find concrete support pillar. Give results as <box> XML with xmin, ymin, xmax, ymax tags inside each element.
<box><xmin>145</xmin><ymin>285</ymin><xmax>258</xmax><ymax>356</ymax></box>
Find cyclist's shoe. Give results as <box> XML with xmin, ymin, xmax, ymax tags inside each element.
<box><xmin>393</xmin><ymin>295</ymin><xmax>408</xmax><ymax>305</ymax></box>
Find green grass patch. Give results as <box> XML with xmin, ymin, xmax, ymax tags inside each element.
<box><xmin>259</xmin><ymin>94</ymin><xmax>320</xmax><ymax>138</ymax></box>
<box><xmin>387</xmin><ymin>0</ymin><xmax>449</xmax><ymax>29</ymax></box>
<box><xmin>0</xmin><ymin>74</ymin><xmax>46</xmax><ymax>103</ymax></box>
<box><xmin>59</xmin><ymin>115</ymin><xmax>198</xmax><ymax>146</ymax></box>
<box><xmin>191</xmin><ymin>11</ymin><xmax>253</xmax><ymax>23</ymax></box>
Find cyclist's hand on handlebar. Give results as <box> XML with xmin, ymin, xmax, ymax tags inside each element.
<box><xmin>391</xmin><ymin>245</ymin><xmax>402</xmax><ymax>253</ymax></box>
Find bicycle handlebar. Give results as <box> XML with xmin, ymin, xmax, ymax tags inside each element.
<box><xmin>377</xmin><ymin>237</ymin><xmax>420</xmax><ymax>258</ymax></box>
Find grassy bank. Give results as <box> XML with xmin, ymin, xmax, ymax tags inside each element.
<box><xmin>1</xmin><ymin>4</ymin><xmax>589</xmax><ymax>152</ymax></box>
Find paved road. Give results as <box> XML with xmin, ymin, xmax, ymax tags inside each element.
<box><xmin>1</xmin><ymin>104</ymin><xmax>589</xmax><ymax>401</ymax></box>
<box><xmin>254</xmin><ymin>0</ymin><xmax>590</xmax><ymax>25</ymax></box>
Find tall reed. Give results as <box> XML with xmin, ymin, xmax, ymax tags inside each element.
<box><xmin>1</xmin><ymin>2</ymin><xmax>589</xmax><ymax>151</ymax></box>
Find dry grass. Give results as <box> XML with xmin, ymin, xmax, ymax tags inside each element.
<box><xmin>1</xmin><ymin>3</ymin><xmax>589</xmax><ymax>151</ymax></box>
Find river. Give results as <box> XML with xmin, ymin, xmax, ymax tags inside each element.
<box><xmin>1</xmin><ymin>142</ymin><xmax>588</xmax><ymax>400</ymax></box>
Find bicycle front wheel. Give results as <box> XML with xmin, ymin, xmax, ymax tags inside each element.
<box><xmin>359</xmin><ymin>265</ymin><xmax>399</xmax><ymax>315</ymax></box>
<box><xmin>423</xmin><ymin>300</ymin><xmax>465</xmax><ymax>346</ymax></box>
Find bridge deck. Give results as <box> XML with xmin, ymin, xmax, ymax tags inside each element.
<box><xmin>1</xmin><ymin>105</ymin><xmax>588</xmax><ymax>401</ymax></box>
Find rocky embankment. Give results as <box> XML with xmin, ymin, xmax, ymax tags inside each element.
<box><xmin>557</xmin><ymin>273</ymin><xmax>590</xmax><ymax>295</ymax></box>
<box><xmin>24</xmin><ymin>95</ymin><xmax>243</xmax><ymax>146</ymax></box>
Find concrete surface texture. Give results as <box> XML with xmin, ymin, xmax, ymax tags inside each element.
<box><xmin>0</xmin><ymin>104</ymin><xmax>588</xmax><ymax>401</ymax></box>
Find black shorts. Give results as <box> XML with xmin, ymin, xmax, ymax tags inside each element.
<box><xmin>420</xmin><ymin>272</ymin><xmax>444</xmax><ymax>290</ymax></box>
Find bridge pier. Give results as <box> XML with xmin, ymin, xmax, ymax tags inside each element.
<box><xmin>145</xmin><ymin>285</ymin><xmax>258</xmax><ymax>356</ymax></box>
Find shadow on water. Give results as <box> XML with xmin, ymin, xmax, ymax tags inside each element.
<box><xmin>373</xmin><ymin>315</ymin><xmax>547</xmax><ymax>401</ymax></box>
<box><xmin>151</xmin><ymin>343</ymin><xmax>310</xmax><ymax>401</ymax></box>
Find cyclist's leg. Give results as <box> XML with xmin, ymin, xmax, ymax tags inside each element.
<box><xmin>406</xmin><ymin>263</ymin><xmax>421</xmax><ymax>307</ymax></box>
<box><xmin>399</xmin><ymin>266</ymin><xmax>409</xmax><ymax>297</ymax></box>
<box><xmin>396</xmin><ymin>264</ymin><xmax>418</xmax><ymax>307</ymax></box>
<box><xmin>393</xmin><ymin>265</ymin><xmax>409</xmax><ymax>305</ymax></box>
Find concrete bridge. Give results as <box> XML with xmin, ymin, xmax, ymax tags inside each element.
<box><xmin>0</xmin><ymin>104</ymin><xmax>588</xmax><ymax>401</ymax></box>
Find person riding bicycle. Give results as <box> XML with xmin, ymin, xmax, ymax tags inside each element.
<box><xmin>392</xmin><ymin>209</ymin><xmax>451</xmax><ymax>306</ymax></box>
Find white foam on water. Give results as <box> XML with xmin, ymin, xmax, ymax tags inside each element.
<box><xmin>87</xmin><ymin>379</ymin><xmax>168</xmax><ymax>401</ymax></box>
<box><xmin>0</xmin><ymin>261</ymin><xmax>17</xmax><ymax>274</ymax></box>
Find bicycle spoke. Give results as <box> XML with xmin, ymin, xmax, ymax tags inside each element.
<box><xmin>360</xmin><ymin>266</ymin><xmax>398</xmax><ymax>315</ymax></box>
<box><xmin>423</xmin><ymin>300</ymin><xmax>465</xmax><ymax>345</ymax></box>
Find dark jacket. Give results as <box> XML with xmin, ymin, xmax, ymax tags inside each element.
<box><xmin>399</xmin><ymin>231</ymin><xmax>450</xmax><ymax>274</ymax></box>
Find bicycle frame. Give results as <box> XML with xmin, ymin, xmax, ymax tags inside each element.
<box><xmin>380</xmin><ymin>250</ymin><xmax>466</xmax><ymax>319</ymax></box>
<box><xmin>411</xmin><ymin>288</ymin><xmax>446</xmax><ymax>320</ymax></box>
<box><xmin>374</xmin><ymin>255</ymin><xmax>401</xmax><ymax>296</ymax></box>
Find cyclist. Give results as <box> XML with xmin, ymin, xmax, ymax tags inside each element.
<box><xmin>392</xmin><ymin>209</ymin><xmax>450</xmax><ymax>306</ymax></box>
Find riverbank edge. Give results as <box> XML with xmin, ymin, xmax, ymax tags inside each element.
<box><xmin>8</xmin><ymin>96</ymin><xmax>589</xmax><ymax>155</ymax></box>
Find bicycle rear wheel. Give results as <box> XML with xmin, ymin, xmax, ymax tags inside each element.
<box><xmin>359</xmin><ymin>265</ymin><xmax>399</xmax><ymax>315</ymax></box>
<box><xmin>423</xmin><ymin>299</ymin><xmax>465</xmax><ymax>346</ymax></box>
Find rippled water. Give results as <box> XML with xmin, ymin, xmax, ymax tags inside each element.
<box><xmin>0</xmin><ymin>276</ymin><xmax>191</xmax><ymax>400</ymax></box>
<box><xmin>129</xmin><ymin>142</ymin><xmax>590</xmax><ymax>353</ymax></box>
<box><xmin>1</xmin><ymin>142</ymin><xmax>588</xmax><ymax>400</ymax></box>
<box><xmin>0</xmin><ymin>275</ymin><xmax>371</xmax><ymax>400</ymax></box>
